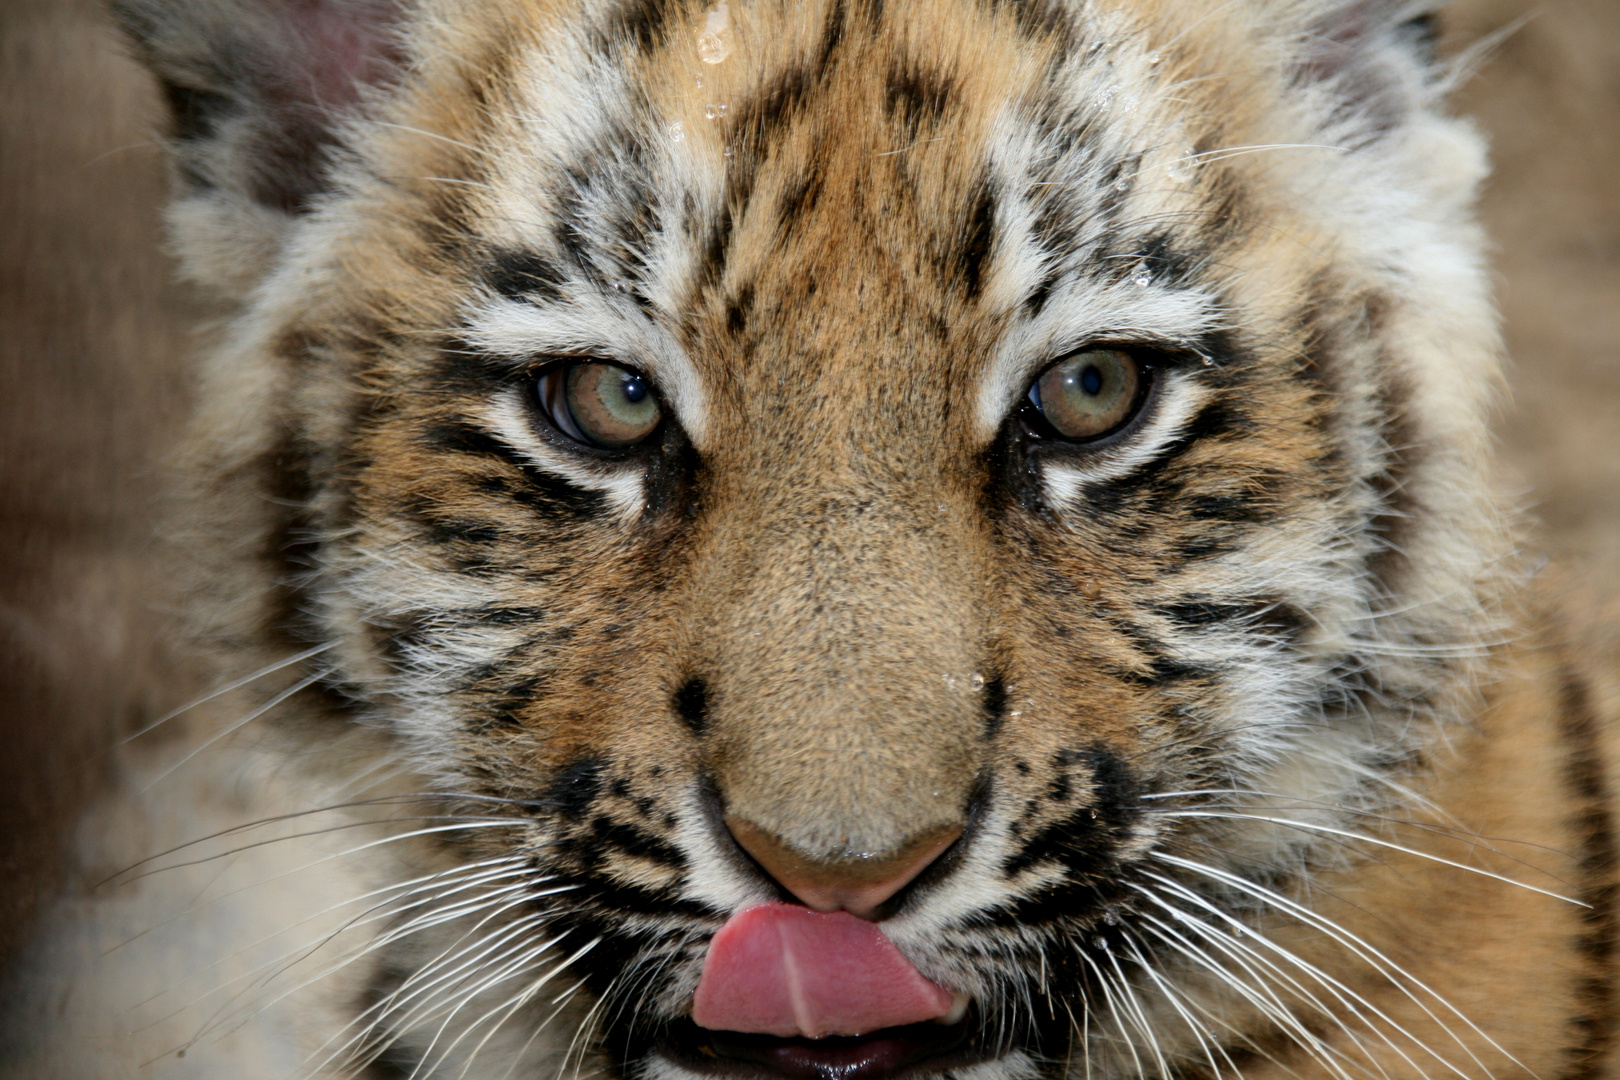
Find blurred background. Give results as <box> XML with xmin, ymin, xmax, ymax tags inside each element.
<box><xmin>1</xmin><ymin>0</ymin><xmax>1616</xmax><ymax>961</ymax></box>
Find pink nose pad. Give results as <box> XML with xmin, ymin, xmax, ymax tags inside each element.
<box><xmin>725</xmin><ymin>818</ymin><xmax>963</xmax><ymax>919</ymax></box>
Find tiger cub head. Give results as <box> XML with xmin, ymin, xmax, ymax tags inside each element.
<box><xmin>120</xmin><ymin>0</ymin><xmax>1513</xmax><ymax>1075</ymax></box>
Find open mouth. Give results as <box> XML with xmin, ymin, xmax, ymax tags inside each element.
<box><xmin>657</xmin><ymin>1013</ymin><xmax>989</xmax><ymax>1080</ymax></box>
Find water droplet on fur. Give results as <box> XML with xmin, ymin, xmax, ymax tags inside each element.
<box><xmin>1092</xmin><ymin>935</ymin><xmax>1109</xmax><ymax>950</ymax></box>
<box><xmin>611</xmin><ymin>279</ymin><xmax>630</xmax><ymax>292</ymax></box>
<box><xmin>669</xmin><ymin>121</ymin><xmax>687</xmax><ymax>143</ymax></box>
<box><xmin>1200</xmin><ymin>355</ymin><xmax>1216</xmax><ymax>367</ymax></box>
<box><xmin>697</xmin><ymin>1</ymin><xmax>732</xmax><ymax>64</ymax></box>
<box><xmin>1131</xmin><ymin>265</ymin><xmax>1152</xmax><ymax>287</ymax></box>
<box><xmin>970</xmin><ymin>673</ymin><xmax>986</xmax><ymax>691</ymax></box>
<box><xmin>1089</xmin><ymin>808</ymin><xmax>1098</xmax><ymax>819</ymax></box>
<box><xmin>1114</xmin><ymin>176</ymin><xmax>1130</xmax><ymax>193</ymax></box>
<box><xmin>1146</xmin><ymin>51</ymin><xmax>1163</xmax><ymax>66</ymax></box>
<box><xmin>695</xmin><ymin>74</ymin><xmax>705</xmax><ymax>87</ymax></box>
<box><xmin>1102</xmin><ymin>910</ymin><xmax>1120</xmax><ymax>926</ymax></box>
<box><xmin>1166</xmin><ymin>149</ymin><xmax>1195</xmax><ymax>183</ymax></box>
<box><xmin>1093</xmin><ymin>84</ymin><xmax>1119</xmax><ymax>109</ymax></box>
<box><xmin>723</xmin><ymin>145</ymin><xmax>734</xmax><ymax>158</ymax></box>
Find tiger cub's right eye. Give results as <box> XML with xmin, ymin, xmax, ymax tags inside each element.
<box><xmin>535</xmin><ymin>360</ymin><xmax>664</xmax><ymax>449</ymax></box>
<box><xmin>1027</xmin><ymin>349</ymin><xmax>1145</xmax><ymax>441</ymax></box>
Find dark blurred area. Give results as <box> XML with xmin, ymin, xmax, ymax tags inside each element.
<box><xmin>0</xmin><ymin>0</ymin><xmax>1616</xmax><ymax>962</ymax></box>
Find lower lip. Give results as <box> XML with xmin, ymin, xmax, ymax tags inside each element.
<box><xmin>659</xmin><ymin>1013</ymin><xmax>986</xmax><ymax>1080</ymax></box>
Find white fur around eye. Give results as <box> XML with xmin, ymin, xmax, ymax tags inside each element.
<box><xmin>480</xmin><ymin>392</ymin><xmax>647</xmax><ymax>521</ymax></box>
<box><xmin>1038</xmin><ymin>372</ymin><xmax>1211</xmax><ymax>506</ymax></box>
<box><xmin>464</xmin><ymin>296</ymin><xmax>709</xmax><ymax>446</ymax></box>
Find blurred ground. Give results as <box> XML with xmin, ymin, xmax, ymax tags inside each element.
<box><xmin>1447</xmin><ymin>0</ymin><xmax>1620</xmax><ymax>586</ymax></box>
<box><xmin>0</xmin><ymin>0</ymin><xmax>1616</xmax><ymax>962</ymax></box>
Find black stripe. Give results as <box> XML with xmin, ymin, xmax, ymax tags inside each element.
<box><xmin>592</xmin><ymin>0</ymin><xmax>675</xmax><ymax>55</ymax></box>
<box><xmin>590</xmin><ymin>815</ymin><xmax>688</xmax><ymax>869</ymax></box>
<box><xmin>544</xmin><ymin>757</ymin><xmax>608</xmax><ymax>821</ymax></box>
<box><xmin>1364</xmin><ymin>365</ymin><xmax>1421</xmax><ymax>596</ymax></box>
<box><xmin>488</xmin><ymin>250</ymin><xmax>566</xmax><ymax>302</ymax></box>
<box><xmin>419</xmin><ymin>421</ymin><xmax>607</xmax><ymax>519</ymax></box>
<box><xmin>673</xmin><ymin>678</ymin><xmax>710</xmax><ymax>735</ymax></box>
<box><xmin>1558</xmin><ymin>662</ymin><xmax>1618</xmax><ymax>1078</ymax></box>
<box><xmin>960</xmin><ymin>177</ymin><xmax>997</xmax><ymax>300</ymax></box>
<box><xmin>885</xmin><ymin>61</ymin><xmax>955</xmax><ymax>136</ymax></box>
<box><xmin>986</xmin><ymin>0</ymin><xmax>1077</xmax><ymax>46</ymax></box>
<box><xmin>258</xmin><ymin>433</ymin><xmax>323</xmax><ymax>648</ymax></box>
<box><xmin>1156</xmin><ymin>597</ymin><xmax>1306</xmax><ymax>640</ymax></box>
<box><xmin>982</xmin><ymin>676</ymin><xmax>1008</xmax><ymax>738</ymax></box>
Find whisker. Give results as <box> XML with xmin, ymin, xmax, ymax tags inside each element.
<box><xmin>1157</xmin><ymin>811</ymin><xmax>1584</xmax><ymax>906</ymax></box>
<box><xmin>126</xmin><ymin>859</ymin><xmax>535</xmax><ymax>1025</ymax></box>
<box><xmin>1153</xmin><ymin>856</ymin><xmax>1521</xmax><ymax>1076</ymax></box>
<box><xmin>197</xmin><ymin>876</ymin><xmax>563</xmax><ymax>1051</ymax></box>
<box><xmin>120</xmin><ymin>642</ymin><xmax>338</xmax><ymax>745</ymax></box>
<box><xmin>426</xmin><ymin>935</ymin><xmax>599</xmax><ymax>1078</ymax></box>
<box><xmin>498</xmin><ymin>981</ymin><xmax>588</xmax><ymax>1080</ymax></box>
<box><xmin>117</xmin><ymin>819</ymin><xmax>525</xmax><ymax>886</ymax></box>
<box><xmin>138</xmin><ymin>665</ymin><xmax>338</xmax><ymax>793</ymax></box>
<box><xmin>1118</xmin><ymin>934</ymin><xmax>1239</xmax><ymax>1079</ymax></box>
<box><xmin>1131</xmin><ymin>906</ymin><xmax>1370</xmax><ymax>1080</ymax></box>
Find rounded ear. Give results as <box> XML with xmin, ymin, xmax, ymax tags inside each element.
<box><xmin>113</xmin><ymin>0</ymin><xmax>410</xmax><ymax>297</ymax></box>
<box><xmin>1298</xmin><ymin>1</ymin><xmax>1445</xmax><ymax>142</ymax></box>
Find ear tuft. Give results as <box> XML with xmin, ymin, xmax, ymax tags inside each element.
<box><xmin>115</xmin><ymin>0</ymin><xmax>409</xmax><ymax>293</ymax></box>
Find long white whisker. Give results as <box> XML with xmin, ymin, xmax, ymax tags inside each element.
<box><xmin>138</xmin><ymin>665</ymin><xmax>338</xmax><ymax>793</ymax></box>
<box><xmin>498</xmin><ymin>981</ymin><xmax>588</xmax><ymax>1080</ymax></box>
<box><xmin>1154</xmin><ymin>856</ymin><xmax>1520</xmax><ymax>1077</ymax></box>
<box><xmin>428</xmin><ymin>936</ymin><xmax>600</xmax><ymax>1078</ymax></box>
<box><xmin>129</xmin><ymin>861</ymin><xmax>537</xmax><ymax>1030</ymax></box>
<box><xmin>121</xmin><ymin>642</ymin><xmax>338</xmax><ymax>745</ymax></box>
<box><xmin>1133</xmin><ymin>885</ymin><xmax>1392</xmax><ymax>1080</ymax></box>
<box><xmin>396</xmin><ymin>931</ymin><xmax>565</xmax><ymax>1077</ymax></box>
<box><xmin>123</xmin><ymin>820</ymin><xmax>524</xmax><ymax>885</ymax></box>
<box><xmin>1118</xmin><ymin>933</ymin><xmax>1238</xmax><ymax>1079</ymax></box>
<box><xmin>1158</xmin><ymin>811</ymin><xmax>1584</xmax><ymax>906</ymax></box>
<box><xmin>1140</xmin><ymin>874</ymin><xmax>1447</xmax><ymax>1079</ymax></box>
<box><xmin>1074</xmin><ymin>947</ymin><xmax>1146</xmax><ymax>1077</ymax></box>
<box><xmin>1103</xmin><ymin>941</ymin><xmax>1172</xmax><ymax>1077</ymax></box>
<box><xmin>1131</xmin><ymin>909</ymin><xmax>1369</xmax><ymax>1080</ymax></box>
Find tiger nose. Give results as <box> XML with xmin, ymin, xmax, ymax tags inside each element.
<box><xmin>726</xmin><ymin>816</ymin><xmax>963</xmax><ymax>919</ymax></box>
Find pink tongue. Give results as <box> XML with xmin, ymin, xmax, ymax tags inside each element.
<box><xmin>691</xmin><ymin>903</ymin><xmax>954</xmax><ymax>1039</ymax></box>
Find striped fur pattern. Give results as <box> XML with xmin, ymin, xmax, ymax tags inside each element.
<box><xmin>60</xmin><ymin>0</ymin><xmax>1612</xmax><ymax>1076</ymax></box>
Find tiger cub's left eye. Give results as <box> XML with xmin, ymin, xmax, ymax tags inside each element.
<box><xmin>1028</xmin><ymin>349</ymin><xmax>1144</xmax><ymax>441</ymax></box>
<box><xmin>536</xmin><ymin>361</ymin><xmax>663</xmax><ymax>449</ymax></box>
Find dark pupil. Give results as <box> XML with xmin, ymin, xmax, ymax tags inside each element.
<box><xmin>621</xmin><ymin>374</ymin><xmax>648</xmax><ymax>403</ymax></box>
<box><xmin>1080</xmin><ymin>364</ymin><xmax>1103</xmax><ymax>395</ymax></box>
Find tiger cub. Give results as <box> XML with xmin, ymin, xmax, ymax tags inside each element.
<box><xmin>1</xmin><ymin>0</ymin><xmax>1612</xmax><ymax>1077</ymax></box>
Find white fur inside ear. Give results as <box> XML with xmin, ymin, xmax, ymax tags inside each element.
<box><xmin>480</xmin><ymin>392</ymin><xmax>647</xmax><ymax>521</ymax></box>
<box><xmin>1039</xmin><ymin>372</ymin><xmax>1210</xmax><ymax>506</ymax></box>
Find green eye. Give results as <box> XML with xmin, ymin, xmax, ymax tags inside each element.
<box><xmin>1026</xmin><ymin>349</ymin><xmax>1145</xmax><ymax>441</ymax></box>
<box><xmin>536</xmin><ymin>361</ymin><xmax>663</xmax><ymax>449</ymax></box>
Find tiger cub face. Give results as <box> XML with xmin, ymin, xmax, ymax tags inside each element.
<box><xmin>120</xmin><ymin>0</ymin><xmax>1512</xmax><ymax>1075</ymax></box>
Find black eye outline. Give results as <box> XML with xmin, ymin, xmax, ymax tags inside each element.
<box><xmin>531</xmin><ymin>358</ymin><xmax>666</xmax><ymax>451</ymax></box>
<box><xmin>1015</xmin><ymin>347</ymin><xmax>1159</xmax><ymax>448</ymax></box>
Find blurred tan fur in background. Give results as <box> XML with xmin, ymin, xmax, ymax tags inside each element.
<box><xmin>0</xmin><ymin>0</ymin><xmax>1615</xmax><ymax>966</ymax></box>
